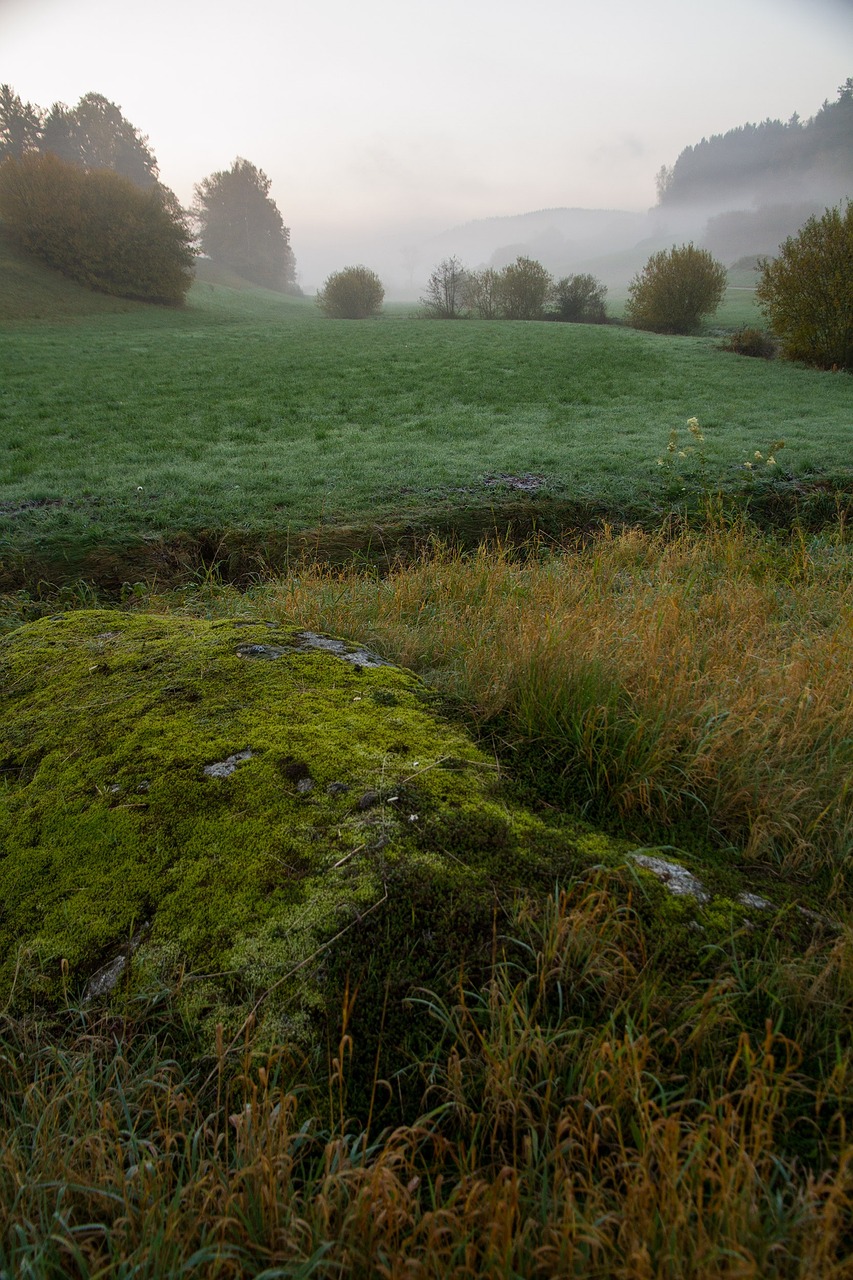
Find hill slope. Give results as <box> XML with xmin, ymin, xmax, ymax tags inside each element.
<box><xmin>0</xmin><ymin>229</ymin><xmax>311</xmax><ymax>323</ymax></box>
<box><xmin>0</xmin><ymin>224</ymin><xmax>154</xmax><ymax>322</ymax></box>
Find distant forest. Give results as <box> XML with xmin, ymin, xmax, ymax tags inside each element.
<box><xmin>658</xmin><ymin>79</ymin><xmax>853</xmax><ymax>208</ymax></box>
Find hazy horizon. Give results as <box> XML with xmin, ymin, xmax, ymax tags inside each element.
<box><xmin>3</xmin><ymin>0</ymin><xmax>851</xmax><ymax>291</ymax></box>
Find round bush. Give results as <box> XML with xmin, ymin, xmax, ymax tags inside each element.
<box><xmin>317</xmin><ymin>265</ymin><xmax>384</xmax><ymax>318</ymax></box>
<box><xmin>626</xmin><ymin>244</ymin><xmax>727</xmax><ymax>335</ymax></box>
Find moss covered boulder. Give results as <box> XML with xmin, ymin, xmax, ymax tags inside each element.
<box><xmin>0</xmin><ymin>609</ymin><xmax>619</xmax><ymax>1050</ymax></box>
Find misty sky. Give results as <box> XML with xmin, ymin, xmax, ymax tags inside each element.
<box><xmin>3</xmin><ymin>0</ymin><xmax>851</xmax><ymax>286</ymax></box>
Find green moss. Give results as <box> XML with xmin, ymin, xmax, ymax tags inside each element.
<box><xmin>0</xmin><ymin>611</ymin><xmax>624</xmax><ymax>1048</ymax></box>
<box><xmin>1</xmin><ymin>611</ymin><xmax>823</xmax><ymax>1072</ymax></box>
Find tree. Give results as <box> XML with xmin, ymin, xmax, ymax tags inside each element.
<box><xmin>462</xmin><ymin>267</ymin><xmax>502</xmax><ymax>319</ymax></box>
<box><xmin>0</xmin><ymin>151</ymin><xmax>194</xmax><ymax>304</ymax></box>
<box><xmin>654</xmin><ymin>163</ymin><xmax>674</xmax><ymax>205</ymax></box>
<box><xmin>625</xmin><ymin>244</ymin><xmax>727</xmax><ymax>334</ymax></box>
<box><xmin>497</xmin><ymin>255</ymin><xmax>552</xmax><ymax>320</ymax></box>
<box><xmin>40</xmin><ymin>92</ymin><xmax>159</xmax><ymax>188</ymax></box>
<box><xmin>420</xmin><ymin>256</ymin><xmax>467</xmax><ymax>318</ymax></box>
<box><xmin>756</xmin><ymin>202</ymin><xmax>853</xmax><ymax>369</ymax></box>
<box><xmin>0</xmin><ymin>84</ymin><xmax>42</xmax><ymax>161</ymax></box>
<box><xmin>316</xmin><ymin>265</ymin><xmax>384</xmax><ymax>318</ymax></box>
<box><xmin>193</xmin><ymin>158</ymin><xmax>296</xmax><ymax>292</ymax></box>
<box><xmin>549</xmin><ymin>273</ymin><xmax>607</xmax><ymax>323</ymax></box>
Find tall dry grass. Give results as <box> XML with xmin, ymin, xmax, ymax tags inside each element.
<box><xmin>218</xmin><ymin>521</ymin><xmax>852</xmax><ymax>880</ymax></box>
<box><xmin>2</xmin><ymin>875</ymin><xmax>850</xmax><ymax>1278</ymax></box>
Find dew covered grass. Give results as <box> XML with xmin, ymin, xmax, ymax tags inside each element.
<box><xmin>1</xmin><ymin>270</ymin><xmax>851</xmax><ymax>583</ymax></box>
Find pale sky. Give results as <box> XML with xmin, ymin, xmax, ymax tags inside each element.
<box><xmin>2</xmin><ymin>0</ymin><xmax>851</xmax><ymax>287</ymax></box>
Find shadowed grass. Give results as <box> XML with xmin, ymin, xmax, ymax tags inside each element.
<box><xmin>1</xmin><ymin>872</ymin><xmax>850</xmax><ymax>1278</ymax></box>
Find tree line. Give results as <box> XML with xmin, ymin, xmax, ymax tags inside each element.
<box><xmin>0</xmin><ymin>85</ymin><xmax>297</xmax><ymax>304</ymax></box>
<box><xmin>656</xmin><ymin>78</ymin><xmax>853</xmax><ymax>207</ymax></box>
<box><xmin>419</xmin><ymin>256</ymin><xmax>609</xmax><ymax>323</ymax></box>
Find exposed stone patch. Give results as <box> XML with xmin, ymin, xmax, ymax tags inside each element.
<box><xmin>83</xmin><ymin>925</ymin><xmax>149</xmax><ymax>1002</ymax></box>
<box><xmin>293</xmin><ymin>631</ymin><xmax>390</xmax><ymax>668</ymax></box>
<box><xmin>630</xmin><ymin>853</ymin><xmax>711</xmax><ymax>902</ymax></box>
<box><xmin>236</xmin><ymin>632</ymin><xmax>390</xmax><ymax>668</ymax></box>
<box><xmin>236</xmin><ymin>643</ymin><xmax>289</xmax><ymax>660</ymax></box>
<box><xmin>738</xmin><ymin>892</ymin><xmax>773</xmax><ymax>911</ymax></box>
<box><xmin>203</xmin><ymin>749</ymin><xmax>253</xmax><ymax>778</ymax></box>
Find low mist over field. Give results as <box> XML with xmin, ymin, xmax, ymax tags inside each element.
<box><xmin>2</xmin><ymin>0</ymin><xmax>851</xmax><ymax>294</ymax></box>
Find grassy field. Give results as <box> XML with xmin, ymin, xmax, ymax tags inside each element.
<box><xmin>1</xmin><ymin>244</ymin><xmax>852</xmax><ymax>1277</ymax></box>
<box><xmin>2</xmin><ymin>237</ymin><xmax>851</xmax><ymax>587</ymax></box>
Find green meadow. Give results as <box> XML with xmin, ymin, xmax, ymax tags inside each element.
<box><xmin>1</xmin><ymin>240</ymin><xmax>852</xmax><ymax>1277</ymax></box>
<box><xmin>2</xmin><ymin>235</ymin><xmax>851</xmax><ymax>588</ymax></box>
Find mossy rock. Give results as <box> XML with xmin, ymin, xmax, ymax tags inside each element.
<box><xmin>0</xmin><ymin>609</ymin><xmax>625</xmax><ymax>1053</ymax></box>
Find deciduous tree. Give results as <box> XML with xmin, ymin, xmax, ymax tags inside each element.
<box><xmin>462</xmin><ymin>267</ymin><xmax>502</xmax><ymax>319</ymax></box>
<box><xmin>756</xmin><ymin>201</ymin><xmax>853</xmax><ymax>369</ymax></box>
<box><xmin>193</xmin><ymin>158</ymin><xmax>296</xmax><ymax>292</ymax></box>
<box><xmin>0</xmin><ymin>151</ymin><xmax>194</xmax><ymax>304</ymax></box>
<box><xmin>497</xmin><ymin>255</ymin><xmax>553</xmax><ymax>320</ymax></box>
<box><xmin>40</xmin><ymin>92</ymin><xmax>160</xmax><ymax>188</ymax></box>
<box><xmin>549</xmin><ymin>273</ymin><xmax>607</xmax><ymax>323</ymax></box>
<box><xmin>420</xmin><ymin>256</ymin><xmax>467</xmax><ymax>318</ymax></box>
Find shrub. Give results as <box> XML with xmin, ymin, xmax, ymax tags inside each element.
<box><xmin>719</xmin><ymin>327</ymin><xmax>777</xmax><ymax>359</ymax></box>
<box><xmin>626</xmin><ymin>243</ymin><xmax>727</xmax><ymax>334</ymax></box>
<box><xmin>549</xmin><ymin>273</ymin><xmax>607</xmax><ymax>323</ymax></box>
<box><xmin>420</xmin><ymin>256</ymin><xmax>467</xmax><ymax>318</ymax></box>
<box><xmin>755</xmin><ymin>202</ymin><xmax>853</xmax><ymax>370</ymax></box>
<box><xmin>497</xmin><ymin>255</ymin><xmax>553</xmax><ymax>320</ymax></box>
<box><xmin>462</xmin><ymin>266</ymin><xmax>502</xmax><ymax>319</ymax></box>
<box><xmin>316</xmin><ymin>265</ymin><xmax>384</xmax><ymax>318</ymax></box>
<box><xmin>0</xmin><ymin>151</ymin><xmax>194</xmax><ymax>304</ymax></box>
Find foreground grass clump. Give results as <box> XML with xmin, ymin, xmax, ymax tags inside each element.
<box><xmin>2</xmin><ymin>873</ymin><xmax>850</xmax><ymax>1278</ymax></box>
<box><xmin>144</xmin><ymin>521</ymin><xmax>849</xmax><ymax>888</ymax></box>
